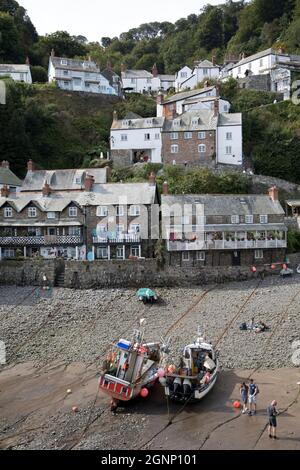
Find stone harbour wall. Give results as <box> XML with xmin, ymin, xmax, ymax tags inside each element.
<box><xmin>0</xmin><ymin>257</ymin><xmax>297</xmax><ymax>289</ymax></box>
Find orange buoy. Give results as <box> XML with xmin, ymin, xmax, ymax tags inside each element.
<box><xmin>140</xmin><ymin>388</ymin><xmax>149</xmax><ymax>398</ymax></box>
<box><xmin>251</xmin><ymin>266</ymin><xmax>257</xmax><ymax>273</ymax></box>
<box><xmin>233</xmin><ymin>401</ymin><xmax>241</xmax><ymax>409</ymax></box>
<box><xmin>271</xmin><ymin>264</ymin><xmax>276</xmax><ymax>270</ymax></box>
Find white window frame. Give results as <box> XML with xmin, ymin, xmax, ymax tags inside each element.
<box><xmin>144</xmin><ymin>133</ymin><xmax>151</xmax><ymax>141</ymax></box>
<box><xmin>171</xmin><ymin>144</ymin><xmax>179</xmax><ymax>154</ymax></box>
<box><xmin>231</xmin><ymin>215</ymin><xmax>240</xmax><ymax>224</ymax></box>
<box><xmin>121</xmin><ymin>134</ymin><xmax>128</xmax><ymax>141</ymax></box>
<box><xmin>116</xmin><ymin>206</ymin><xmax>124</xmax><ymax>217</ymax></box>
<box><xmin>97</xmin><ymin>224</ymin><xmax>107</xmax><ymax>233</ymax></box>
<box><xmin>129</xmin><ymin>205</ymin><xmax>140</xmax><ymax>216</ymax></box>
<box><xmin>4</xmin><ymin>248</ymin><xmax>15</xmax><ymax>258</ymax></box>
<box><xmin>130</xmin><ymin>224</ymin><xmax>140</xmax><ymax>234</ymax></box>
<box><xmin>181</xmin><ymin>72</ymin><xmax>187</xmax><ymax>78</ymax></box>
<box><xmin>198</xmin><ymin>144</ymin><xmax>206</xmax><ymax>153</ymax></box>
<box><xmin>61</xmin><ymin>59</ymin><xmax>68</xmax><ymax>65</ymax></box>
<box><xmin>198</xmin><ymin>131</ymin><xmax>206</xmax><ymax>139</ymax></box>
<box><xmin>245</xmin><ymin>215</ymin><xmax>253</xmax><ymax>224</ymax></box>
<box><xmin>73</xmin><ymin>78</ymin><xmax>81</xmax><ymax>86</ymax></box>
<box><xmin>116</xmin><ymin>246</ymin><xmax>124</xmax><ymax>259</ymax></box>
<box><xmin>170</xmin><ymin>132</ymin><xmax>178</xmax><ymax>140</ymax></box>
<box><xmin>116</xmin><ymin>224</ymin><xmax>125</xmax><ymax>234</ymax></box>
<box><xmin>63</xmin><ymin>70</ymin><xmax>68</xmax><ymax>76</ymax></box>
<box><xmin>182</xmin><ymin>252</ymin><xmax>190</xmax><ymax>261</ymax></box>
<box><xmin>196</xmin><ymin>252</ymin><xmax>205</xmax><ymax>261</ymax></box>
<box><xmin>130</xmin><ymin>246</ymin><xmax>140</xmax><ymax>257</ymax></box>
<box><xmin>226</xmin><ymin>146</ymin><xmax>232</xmax><ymax>155</ymax></box>
<box><xmin>47</xmin><ymin>212</ymin><xmax>56</xmax><ymax>219</ymax></box>
<box><xmin>98</xmin><ymin>247</ymin><xmax>108</xmax><ymax>259</ymax></box>
<box><xmin>155</xmin><ymin>133</ymin><xmax>160</xmax><ymax>140</ymax></box>
<box><xmin>4</xmin><ymin>207</ymin><xmax>13</xmax><ymax>218</ymax></box>
<box><xmin>255</xmin><ymin>249</ymin><xmax>264</xmax><ymax>260</ymax></box>
<box><xmin>184</xmin><ymin>132</ymin><xmax>192</xmax><ymax>140</ymax></box>
<box><xmin>97</xmin><ymin>206</ymin><xmax>108</xmax><ymax>217</ymax></box>
<box><xmin>260</xmin><ymin>215</ymin><xmax>268</xmax><ymax>224</ymax></box>
<box><xmin>226</xmin><ymin>132</ymin><xmax>232</xmax><ymax>140</ymax></box>
<box><xmin>28</xmin><ymin>207</ymin><xmax>37</xmax><ymax>218</ymax></box>
<box><xmin>69</xmin><ymin>226</ymin><xmax>81</xmax><ymax>236</ymax></box>
<box><xmin>69</xmin><ymin>206</ymin><xmax>78</xmax><ymax>218</ymax></box>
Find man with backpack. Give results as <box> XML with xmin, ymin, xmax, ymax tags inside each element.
<box><xmin>248</xmin><ymin>378</ymin><xmax>259</xmax><ymax>415</ymax></box>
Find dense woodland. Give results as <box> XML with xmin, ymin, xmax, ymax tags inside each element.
<box><xmin>1</xmin><ymin>0</ymin><xmax>300</xmax><ymax>185</ymax></box>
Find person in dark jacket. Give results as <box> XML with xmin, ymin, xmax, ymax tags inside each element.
<box><xmin>267</xmin><ymin>400</ymin><xmax>278</xmax><ymax>439</ymax></box>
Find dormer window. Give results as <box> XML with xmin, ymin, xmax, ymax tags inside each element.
<box><xmin>146</xmin><ymin>118</ymin><xmax>153</xmax><ymax>125</ymax></box>
<box><xmin>75</xmin><ymin>177</ymin><xmax>82</xmax><ymax>185</ymax></box>
<box><xmin>61</xmin><ymin>59</ymin><xmax>68</xmax><ymax>65</ymax></box>
<box><xmin>174</xmin><ymin>119</ymin><xmax>181</xmax><ymax>127</ymax></box>
<box><xmin>122</xmin><ymin>120</ymin><xmax>129</xmax><ymax>127</ymax></box>
<box><xmin>4</xmin><ymin>207</ymin><xmax>13</xmax><ymax>218</ymax></box>
<box><xmin>28</xmin><ymin>207</ymin><xmax>37</xmax><ymax>218</ymax></box>
<box><xmin>192</xmin><ymin>118</ymin><xmax>199</xmax><ymax>126</ymax></box>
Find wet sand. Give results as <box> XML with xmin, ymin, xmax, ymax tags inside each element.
<box><xmin>0</xmin><ymin>363</ymin><xmax>299</xmax><ymax>450</ymax></box>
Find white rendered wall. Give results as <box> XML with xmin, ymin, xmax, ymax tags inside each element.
<box><xmin>111</xmin><ymin>127</ymin><xmax>163</xmax><ymax>163</ymax></box>
<box><xmin>217</xmin><ymin>125</ymin><xmax>243</xmax><ymax>166</ymax></box>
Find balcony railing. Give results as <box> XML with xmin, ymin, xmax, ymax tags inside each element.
<box><xmin>93</xmin><ymin>234</ymin><xmax>141</xmax><ymax>244</ymax></box>
<box><xmin>167</xmin><ymin>239</ymin><xmax>287</xmax><ymax>252</ymax></box>
<box><xmin>0</xmin><ymin>235</ymin><xmax>83</xmax><ymax>246</ymax></box>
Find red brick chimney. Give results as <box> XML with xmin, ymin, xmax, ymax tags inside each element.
<box><xmin>27</xmin><ymin>159</ymin><xmax>34</xmax><ymax>172</ymax></box>
<box><xmin>156</xmin><ymin>93</ymin><xmax>164</xmax><ymax>105</ymax></box>
<box><xmin>268</xmin><ymin>186</ymin><xmax>279</xmax><ymax>202</ymax></box>
<box><xmin>149</xmin><ymin>172</ymin><xmax>156</xmax><ymax>186</ymax></box>
<box><xmin>84</xmin><ymin>174</ymin><xmax>95</xmax><ymax>192</ymax></box>
<box><xmin>162</xmin><ymin>181</ymin><xmax>169</xmax><ymax>196</ymax></box>
<box><xmin>152</xmin><ymin>63</ymin><xmax>158</xmax><ymax>78</ymax></box>
<box><xmin>1</xmin><ymin>160</ymin><xmax>10</xmax><ymax>169</ymax></box>
<box><xmin>212</xmin><ymin>55</ymin><xmax>216</xmax><ymax>66</ymax></box>
<box><xmin>214</xmin><ymin>99</ymin><xmax>219</xmax><ymax>116</ymax></box>
<box><xmin>42</xmin><ymin>182</ymin><xmax>51</xmax><ymax>197</ymax></box>
<box><xmin>1</xmin><ymin>185</ymin><xmax>10</xmax><ymax>198</ymax></box>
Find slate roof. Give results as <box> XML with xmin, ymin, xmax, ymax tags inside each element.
<box><xmin>122</xmin><ymin>70</ymin><xmax>153</xmax><ymax>79</ymax></box>
<box><xmin>111</xmin><ymin>117</ymin><xmax>165</xmax><ymax>130</ymax></box>
<box><xmin>161</xmin><ymin>194</ymin><xmax>285</xmax><ymax>216</ymax></box>
<box><xmin>0</xmin><ymin>183</ymin><xmax>157</xmax><ymax>212</ymax></box>
<box><xmin>0</xmin><ymin>64</ymin><xmax>31</xmax><ymax>74</ymax></box>
<box><xmin>163</xmin><ymin>110</ymin><xmax>218</xmax><ymax>132</ymax></box>
<box><xmin>218</xmin><ymin>113</ymin><xmax>242</xmax><ymax>126</ymax></box>
<box><xmin>162</xmin><ymin>86</ymin><xmax>215</xmax><ymax>104</ymax></box>
<box><xmin>51</xmin><ymin>57</ymin><xmax>99</xmax><ymax>72</ymax></box>
<box><xmin>0</xmin><ymin>168</ymin><xmax>22</xmax><ymax>186</ymax></box>
<box><xmin>22</xmin><ymin>169</ymin><xmax>108</xmax><ymax>192</ymax></box>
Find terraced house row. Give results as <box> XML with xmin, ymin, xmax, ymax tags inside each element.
<box><xmin>0</xmin><ymin>161</ymin><xmax>287</xmax><ymax>267</ymax></box>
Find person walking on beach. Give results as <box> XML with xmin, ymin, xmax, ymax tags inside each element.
<box><xmin>248</xmin><ymin>378</ymin><xmax>258</xmax><ymax>415</ymax></box>
<box><xmin>267</xmin><ymin>400</ymin><xmax>278</xmax><ymax>439</ymax></box>
<box><xmin>240</xmin><ymin>382</ymin><xmax>249</xmax><ymax>414</ymax></box>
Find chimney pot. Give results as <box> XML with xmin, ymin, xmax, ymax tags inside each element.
<box><xmin>25</xmin><ymin>56</ymin><xmax>30</xmax><ymax>66</ymax></box>
<box><xmin>27</xmin><ymin>159</ymin><xmax>34</xmax><ymax>172</ymax></box>
<box><xmin>113</xmin><ymin>110</ymin><xmax>118</xmax><ymax>122</ymax></box>
<box><xmin>1</xmin><ymin>185</ymin><xmax>10</xmax><ymax>198</ymax></box>
<box><xmin>152</xmin><ymin>63</ymin><xmax>158</xmax><ymax>78</ymax></box>
<box><xmin>42</xmin><ymin>182</ymin><xmax>51</xmax><ymax>197</ymax></box>
<box><xmin>162</xmin><ymin>181</ymin><xmax>169</xmax><ymax>196</ymax></box>
<box><xmin>268</xmin><ymin>186</ymin><xmax>279</xmax><ymax>202</ymax></box>
<box><xmin>214</xmin><ymin>99</ymin><xmax>219</xmax><ymax>116</ymax></box>
<box><xmin>51</xmin><ymin>48</ymin><xmax>55</xmax><ymax>58</ymax></box>
<box><xmin>1</xmin><ymin>160</ymin><xmax>10</xmax><ymax>169</ymax></box>
<box><xmin>121</xmin><ymin>63</ymin><xmax>126</xmax><ymax>73</ymax></box>
<box><xmin>149</xmin><ymin>172</ymin><xmax>156</xmax><ymax>186</ymax></box>
<box><xmin>84</xmin><ymin>174</ymin><xmax>95</xmax><ymax>192</ymax></box>
<box><xmin>212</xmin><ymin>55</ymin><xmax>216</xmax><ymax>66</ymax></box>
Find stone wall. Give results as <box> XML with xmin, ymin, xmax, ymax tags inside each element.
<box><xmin>1</xmin><ymin>256</ymin><xmax>297</xmax><ymax>289</ymax></box>
<box><xmin>0</xmin><ymin>259</ymin><xmax>60</xmax><ymax>286</ymax></box>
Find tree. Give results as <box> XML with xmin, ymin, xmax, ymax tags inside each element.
<box><xmin>30</xmin><ymin>65</ymin><xmax>48</xmax><ymax>83</ymax></box>
<box><xmin>101</xmin><ymin>37</ymin><xmax>112</xmax><ymax>48</ymax></box>
<box><xmin>197</xmin><ymin>6</ymin><xmax>224</xmax><ymax>50</ymax></box>
<box><xmin>0</xmin><ymin>12</ymin><xmax>23</xmax><ymax>61</ymax></box>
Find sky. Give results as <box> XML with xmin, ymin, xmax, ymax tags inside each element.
<box><xmin>19</xmin><ymin>0</ymin><xmax>225</xmax><ymax>42</ymax></box>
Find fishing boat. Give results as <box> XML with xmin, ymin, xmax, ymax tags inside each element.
<box><xmin>159</xmin><ymin>329</ymin><xmax>219</xmax><ymax>402</ymax></box>
<box><xmin>99</xmin><ymin>321</ymin><xmax>164</xmax><ymax>412</ymax></box>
